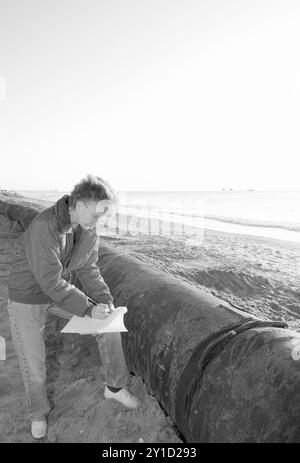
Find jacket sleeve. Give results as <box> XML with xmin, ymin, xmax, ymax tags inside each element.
<box><xmin>76</xmin><ymin>235</ymin><xmax>114</xmax><ymax>305</ymax></box>
<box><xmin>24</xmin><ymin>219</ymin><xmax>91</xmax><ymax>317</ymax></box>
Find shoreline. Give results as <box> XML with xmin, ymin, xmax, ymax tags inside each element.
<box><xmin>11</xmin><ymin>190</ymin><xmax>300</xmax><ymax>244</ymax></box>
<box><xmin>3</xmin><ymin>191</ymin><xmax>300</xmax><ymax>249</ymax></box>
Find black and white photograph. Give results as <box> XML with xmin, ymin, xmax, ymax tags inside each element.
<box><xmin>0</xmin><ymin>0</ymin><xmax>299</xmax><ymax>445</ymax></box>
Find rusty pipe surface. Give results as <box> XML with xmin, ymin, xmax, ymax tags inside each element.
<box><xmin>1</xmin><ymin>199</ymin><xmax>300</xmax><ymax>442</ymax></box>
<box><xmin>97</xmin><ymin>244</ymin><xmax>300</xmax><ymax>442</ymax></box>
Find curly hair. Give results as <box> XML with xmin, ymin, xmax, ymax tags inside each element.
<box><xmin>69</xmin><ymin>174</ymin><xmax>118</xmax><ymax>207</ymax></box>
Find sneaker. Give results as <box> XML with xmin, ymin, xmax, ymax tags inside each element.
<box><xmin>31</xmin><ymin>419</ymin><xmax>47</xmax><ymax>439</ymax></box>
<box><xmin>104</xmin><ymin>386</ymin><xmax>140</xmax><ymax>409</ymax></box>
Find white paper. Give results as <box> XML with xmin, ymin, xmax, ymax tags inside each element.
<box><xmin>0</xmin><ymin>336</ymin><xmax>6</xmax><ymax>361</ymax></box>
<box><xmin>61</xmin><ymin>306</ymin><xmax>128</xmax><ymax>335</ymax></box>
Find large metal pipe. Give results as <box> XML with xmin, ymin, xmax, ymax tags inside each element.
<box><xmin>1</xmin><ymin>199</ymin><xmax>300</xmax><ymax>442</ymax></box>
<box><xmin>97</xmin><ymin>245</ymin><xmax>300</xmax><ymax>442</ymax></box>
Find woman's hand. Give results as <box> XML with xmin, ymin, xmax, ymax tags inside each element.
<box><xmin>107</xmin><ymin>303</ymin><xmax>115</xmax><ymax>313</ymax></box>
<box><xmin>90</xmin><ymin>303</ymin><xmax>110</xmax><ymax>319</ymax></box>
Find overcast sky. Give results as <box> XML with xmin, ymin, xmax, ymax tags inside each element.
<box><xmin>0</xmin><ymin>0</ymin><xmax>299</xmax><ymax>191</ymax></box>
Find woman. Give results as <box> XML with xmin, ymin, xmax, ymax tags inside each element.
<box><xmin>7</xmin><ymin>174</ymin><xmax>139</xmax><ymax>439</ymax></box>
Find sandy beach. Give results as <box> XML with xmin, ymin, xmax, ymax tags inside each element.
<box><xmin>0</xmin><ymin>192</ymin><xmax>300</xmax><ymax>443</ymax></box>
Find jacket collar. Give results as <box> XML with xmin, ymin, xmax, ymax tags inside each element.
<box><xmin>54</xmin><ymin>195</ymin><xmax>73</xmax><ymax>234</ymax></box>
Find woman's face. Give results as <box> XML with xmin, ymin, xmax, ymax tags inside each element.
<box><xmin>76</xmin><ymin>199</ymin><xmax>114</xmax><ymax>230</ymax></box>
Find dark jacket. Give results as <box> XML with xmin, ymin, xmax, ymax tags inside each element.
<box><xmin>8</xmin><ymin>195</ymin><xmax>113</xmax><ymax>316</ymax></box>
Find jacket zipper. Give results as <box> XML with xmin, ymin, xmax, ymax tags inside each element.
<box><xmin>64</xmin><ymin>227</ymin><xmax>89</xmax><ymax>270</ymax></box>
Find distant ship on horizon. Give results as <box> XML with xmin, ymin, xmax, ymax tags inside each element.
<box><xmin>221</xmin><ymin>188</ymin><xmax>255</xmax><ymax>192</ymax></box>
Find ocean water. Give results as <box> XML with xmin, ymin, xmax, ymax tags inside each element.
<box><xmin>16</xmin><ymin>190</ymin><xmax>300</xmax><ymax>244</ymax></box>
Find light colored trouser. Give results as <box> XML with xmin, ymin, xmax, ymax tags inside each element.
<box><xmin>7</xmin><ymin>299</ymin><xmax>129</xmax><ymax>421</ymax></box>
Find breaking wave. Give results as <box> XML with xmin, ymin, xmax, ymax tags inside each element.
<box><xmin>121</xmin><ymin>204</ymin><xmax>300</xmax><ymax>233</ymax></box>
<box><xmin>198</xmin><ymin>215</ymin><xmax>300</xmax><ymax>233</ymax></box>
